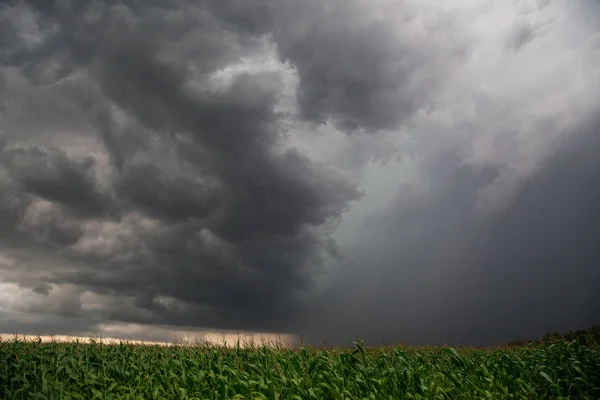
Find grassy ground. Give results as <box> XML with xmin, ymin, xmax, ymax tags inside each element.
<box><xmin>1</xmin><ymin>329</ymin><xmax>599</xmax><ymax>399</ymax></box>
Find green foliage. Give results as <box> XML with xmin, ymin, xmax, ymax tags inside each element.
<box><xmin>1</xmin><ymin>335</ymin><xmax>599</xmax><ymax>399</ymax></box>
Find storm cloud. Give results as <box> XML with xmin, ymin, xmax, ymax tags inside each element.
<box><xmin>1</xmin><ymin>0</ymin><xmax>599</xmax><ymax>346</ymax></box>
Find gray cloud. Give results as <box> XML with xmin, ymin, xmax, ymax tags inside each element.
<box><xmin>0</xmin><ymin>0</ymin><xmax>599</xmax><ymax>346</ymax></box>
<box><xmin>270</xmin><ymin>0</ymin><xmax>467</xmax><ymax>131</ymax></box>
<box><xmin>0</xmin><ymin>0</ymin><xmax>359</xmax><ymax>334</ymax></box>
<box><xmin>292</xmin><ymin>113</ymin><xmax>600</xmax><ymax>346</ymax></box>
<box><xmin>1</xmin><ymin>146</ymin><xmax>113</xmax><ymax>218</ymax></box>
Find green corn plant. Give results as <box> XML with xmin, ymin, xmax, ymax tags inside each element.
<box><xmin>1</xmin><ymin>333</ymin><xmax>599</xmax><ymax>399</ymax></box>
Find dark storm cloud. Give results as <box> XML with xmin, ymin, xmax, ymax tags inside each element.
<box><xmin>0</xmin><ymin>310</ymin><xmax>96</xmax><ymax>338</ymax></box>
<box><xmin>473</xmin><ymin>116</ymin><xmax>600</xmax><ymax>343</ymax></box>
<box><xmin>113</xmin><ymin>163</ymin><xmax>219</xmax><ymax>222</ymax></box>
<box><xmin>0</xmin><ymin>66</ymin><xmax>5</xmax><ymax>95</ymax></box>
<box><xmin>1</xmin><ymin>0</ymin><xmax>599</xmax><ymax>346</ymax></box>
<box><xmin>270</xmin><ymin>0</ymin><xmax>466</xmax><ymax>131</ymax></box>
<box><xmin>208</xmin><ymin>0</ymin><xmax>273</xmax><ymax>35</ymax></box>
<box><xmin>293</xmin><ymin>114</ymin><xmax>600</xmax><ymax>346</ymax></box>
<box><xmin>1</xmin><ymin>146</ymin><xmax>113</xmax><ymax>218</ymax></box>
<box><xmin>0</xmin><ymin>0</ymin><xmax>359</xmax><ymax>333</ymax></box>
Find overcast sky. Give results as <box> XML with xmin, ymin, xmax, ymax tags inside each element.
<box><xmin>0</xmin><ymin>0</ymin><xmax>599</xmax><ymax>347</ymax></box>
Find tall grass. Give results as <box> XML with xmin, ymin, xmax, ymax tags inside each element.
<box><xmin>1</xmin><ymin>333</ymin><xmax>599</xmax><ymax>399</ymax></box>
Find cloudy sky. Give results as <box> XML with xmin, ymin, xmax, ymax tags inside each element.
<box><xmin>0</xmin><ymin>0</ymin><xmax>599</xmax><ymax>347</ymax></box>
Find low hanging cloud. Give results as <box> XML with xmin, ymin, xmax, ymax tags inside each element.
<box><xmin>0</xmin><ymin>0</ymin><xmax>599</xmax><ymax>346</ymax></box>
<box><xmin>0</xmin><ymin>0</ymin><xmax>360</xmax><ymax>334</ymax></box>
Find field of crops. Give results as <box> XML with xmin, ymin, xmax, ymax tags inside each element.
<box><xmin>1</xmin><ymin>333</ymin><xmax>599</xmax><ymax>399</ymax></box>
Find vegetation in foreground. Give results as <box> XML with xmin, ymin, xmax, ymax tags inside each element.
<box><xmin>1</xmin><ymin>328</ymin><xmax>599</xmax><ymax>399</ymax></box>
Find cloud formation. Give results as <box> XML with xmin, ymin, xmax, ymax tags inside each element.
<box><xmin>1</xmin><ymin>0</ymin><xmax>599</xmax><ymax>346</ymax></box>
<box><xmin>0</xmin><ymin>0</ymin><xmax>359</xmax><ymax>333</ymax></box>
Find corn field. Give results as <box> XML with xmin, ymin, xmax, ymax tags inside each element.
<box><xmin>1</xmin><ymin>334</ymin><xmax>599</xmax><ymax>399</ymax></box>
